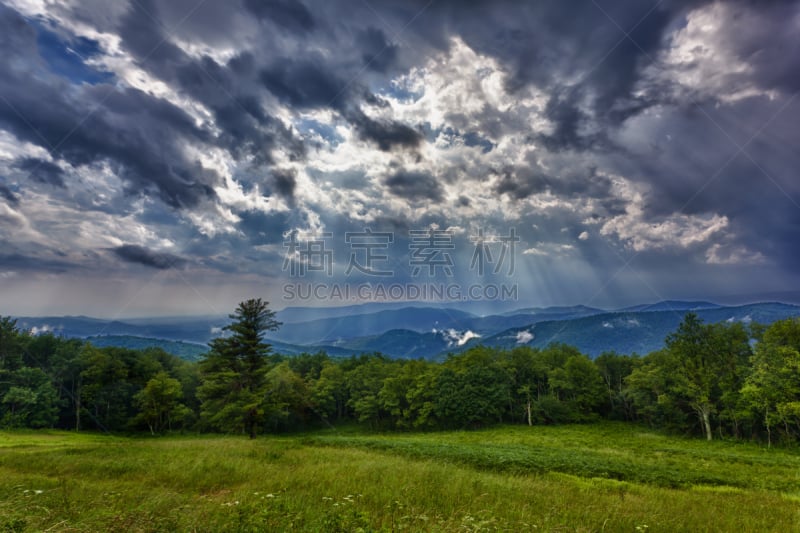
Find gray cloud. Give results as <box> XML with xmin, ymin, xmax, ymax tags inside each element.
<box><xmin>357</xmin><ymin>27</ymin><xmax>399</xmax><ymax>73</ymax></box>
<box><xmin>0</xmin><ymin>0</ymin><xmax>797</xmax><ymax>314</ymax></box>
<box><xmin>261</xmin><ymin>56</ymin><xmax>350</xmax><ymax>110</ymax></box>
<box><xmin>0</xmin><ymin>253</ymin><xmax>72</xmax><ymax>273</ymax></box>
<box><xmin>112</xmin><ymin>245</ymin><xmax>186</xmax><ymax>270</ymax></box>
<box><xmin>0</xmin><ymin>182</ymin><xmax>18</xmax><ymax>206</ymax></box>
<box><xmin>346</xmin><ymin>109</ymin><xmax>423</xmax><ymax>152</ymax></box>
<box><xmin>13</xmin><ymin>158</ymin><xmax>66</xmax><ymax>188</ymax></box>
<box><xmin>243</xmin><ymin>0</ymin><xmax>315</xmax><ymax>33</ymax></box>
<box><xmin>0</xmin><ymin>5</ymin><xmax>220</xmax><ymax>208</ymax></box>
<box><xmin>271</xmin><ymin>168</ymin><xmax>297</xmax><ymax>201</ymax></box>
<box><xmin>383</xmin><ymin>171</ymin><xmax>444</xmax><ymax>202</ymax></box>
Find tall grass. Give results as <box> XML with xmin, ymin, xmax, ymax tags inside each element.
<box><xmin>0</xmin><ymin>423</ymin><xmax>798</xmax><ymax>532</ymax></box>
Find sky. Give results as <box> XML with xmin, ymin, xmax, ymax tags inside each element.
<box><xmin>0</xmin><ymin>0</ymin><xmax>798</xmax><ymax>318</ymax></box>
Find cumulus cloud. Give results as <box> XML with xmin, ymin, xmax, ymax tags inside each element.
<box><xmin>0</xmin><ymin>0</ymin><xmax>797</xmax><ymax>315</ymax></box>
<box><xmin>597</xmin><ymin>177</ymin><xmax>729</xmax><ymax>252</ymax></box>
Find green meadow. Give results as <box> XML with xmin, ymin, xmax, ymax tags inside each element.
<box><xmin>1</xmin><ymin>423</ymin><xmax>798</xmax><ymax>532</ymax></box>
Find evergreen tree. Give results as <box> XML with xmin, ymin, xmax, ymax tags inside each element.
<box><xmin>198</xmin><ymin>299</ymin><xmax>281</xmax><ymax>438</ymax></box>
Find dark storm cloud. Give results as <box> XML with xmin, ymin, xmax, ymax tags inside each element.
<box><xmin>538</xmin><ymin>90</ymin><xmax>603</xmax><ymax>152</ymax></box>
<box><xmin>118</xmin><ymin>0</ymin><xmax>304</xmax><ymax>165</ymax></box>
<box><xmin>0</xmin><ymin>182</ymin><xmax>18</xmax><ymax>206</ymax></box>
<box><xmin>492</xmin><ymin>159</ymin><xmax>613</xmax><ymax>201</ymax></box>
<box><xmin>0</xmin><ymin>4</ymin><xmax>219</xmax><ymax>208</ymax></box>
<box><xmin>346</xmin><ymin>109</ymin><xmax>423</xmax><ymax>152</ymax></box>
<box><xmin>243</xmin><ymin>0</ymin><xmax>315</xmax><ymax>33</ymax></box>
<box><xmin>0</xmin><ymin>253</ymin><xmax>72</xmax><ymax>273</ymax></box>
<box><xmin>493</xmin><ymin>166</ymin><xmax>547</xmax><ymax>200</ymax></box>
<box><xmin>0</xmin><ymin>0</ymin><xmax>797</xmax><ymax>303</ymax></box>
<box><xmin>112</xmin><ymin>244</ymin><xmax>186</xmax><ymax>270</ymax></box>
<box><xmin>260</xmin><ymin>57</ymin><xmax>421</xmax><ymax>152</ymax></box>
<box><xmin>261</xmin><ymin>57</ymin><xmax>350</xmax><ymax>110</ymax></box>
<box><xmin>271</xmin><ymin>169</ymin><xmax>297</xmax><ymax>201</ymax></box>
<box><xmin>714</xmin><ymin>1</ymin><xmax>800</xmax><ymax>94</ymax></box>
<box><xmin>13</xmin><ymin>158</ymin><xmax>66</xmax><ymax>188</ymax></box>
<box><xmin>383</xmin><ymin>171</ymin><xmax>443</xmax><ymax>202</ymax></box>
<box><xmin>357</xmin><ymin>27</ymin><xmax>399</xmax><ymax>73</ymax></box>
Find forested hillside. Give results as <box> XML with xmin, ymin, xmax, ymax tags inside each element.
<box><xmin>1</xmin><ymin>301</ymin><xmax>799</xmax><ymax>445</ymax></box>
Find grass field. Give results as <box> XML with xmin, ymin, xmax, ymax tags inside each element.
<box><xmin>0</xmin><ymin>423</ymin><xmax>798</xmax><ymax>532</ymax></box>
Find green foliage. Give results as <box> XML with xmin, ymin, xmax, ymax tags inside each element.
<box><xmin>627</xmin><ymin>315</ymin><xmax>753</xmax><ymax>440</ymax></box>
<box><xmin>1</xmin><ymin>367</ymin><xmax>59</xmax><ymax>428</ymax></box>
<box><xmin>132</xmin><ymin>372</ymin><xmax>189</xmax><ymax>434</ymax></box>
<box><xmin>435</xmin><ymin>361</ymin><xmax>509</xmax><ymax>429</ymax></box>
<box><xmin>198</xmin><ymin>299</ymin><xmax>282</xmax><ymax>438</ymax></box>
<box><xmin>595</xmin><ymin>351</ymin><xmax>638</xmax><ymax>420</ymax></box>
<box><xmin>741</xmin><ymin>318</ymin><xmax>800</xmax><ymax>445</ymax></box>
<box><xmin>0</xmin><ymin>309</ymin><xmax>798</xmax><ymax>446</ymax></box>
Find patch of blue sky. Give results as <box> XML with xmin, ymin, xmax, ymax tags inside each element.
<box><xmin>295</xmin><ymin>117</ymin><xmax>344</xmax><ymax>147</ymax></box>
<box><xmin>33</xmin><ymin>20</ymin><xmax>114</xmax><ymax>85</ymax></box>
<box><xmin>381</xmin><ymin>81</ymin><xmax>423</xmax><ymax>104</ymax></box>
<box><xmin>427</xmin><ymin>126</ymin><xmax>495</xmax><ymax>153</ymax></box>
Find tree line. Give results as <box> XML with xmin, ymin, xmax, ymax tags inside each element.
<box><xmin>1</xmin><ymin>300</ymin><xmax>798</xmax><ymax>445</ymax></box>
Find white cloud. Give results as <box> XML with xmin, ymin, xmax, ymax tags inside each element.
<box><xmin>30</xmin><ymin>324</ymin><xmax>52</xmax><ymax>335</ymax></box>
<box><xmin>705</xmin><ymin>243</ymin><xmax>766</xmax><ymax>265</ymax></box>
<box><xmin>438</xmin><ymin>328</ymin><xmax>481</xmax><ymax>347</ymax></box>
<box><xmin>522</xmin><ymin>242</ymin><xmax>575</xmax><ymax>257</ymax></box>
<box><xmin>599</xmin><ymin>176</ymin><xmax>728</xmax><ymax>251</ymax></box>
<box><xmin>515</xmin><ymin>329</ymin><xmax>533</xmax><ymax>344</ymax></box>
<box><xmin>645</xmin><ymin>2</ymin><xmax>783</xmax><ymax>103</ymax></box>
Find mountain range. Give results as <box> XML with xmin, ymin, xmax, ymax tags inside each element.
<box><xmin>11</xmin><ymin>300</ymin><xmax>800</xmax><ymax>361</ymax></box>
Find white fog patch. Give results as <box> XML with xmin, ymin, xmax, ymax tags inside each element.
<box><xmin>435</xmin><ymin>328</ymin><xmax>481</xmax><ymax>347</ymax></box>
<box><xmin>515</xmin><ymin>329</ymin><xmax>534</xmax><ymax>344</ymax></box>
<box><xmin>727</xmin><ymin>315</ymin><xmax>752</xmax><ymax>324</ymax></box>
<box><xmin>30</xmin><ymin>324</ymin><xmax>53</xmax><ymax>335</ymax></box>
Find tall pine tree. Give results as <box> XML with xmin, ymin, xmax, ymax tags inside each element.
<box><xmin>198</xmin><ymin>299</ymin><xmax>281</xmax><ymax>438</ymax></box>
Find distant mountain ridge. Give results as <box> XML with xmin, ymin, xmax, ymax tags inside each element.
<box><xmin>10</xmin><ymin>300</ymin><xmax>800</xmax><ymax>361</ymax></box>
<box><xmin>85</xmin><ymin>335</ymin><xmax>209</xmax><ymax>361</ymax></box>
<box><xmin>307</xmin><ymin>302</ymin><xmax>800</xmax><ymax>359</ymax></box>
<box><xmin>453</xmin><ymin>302</ymin><xmax>800</xmax><ymax>357</ymax></box>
